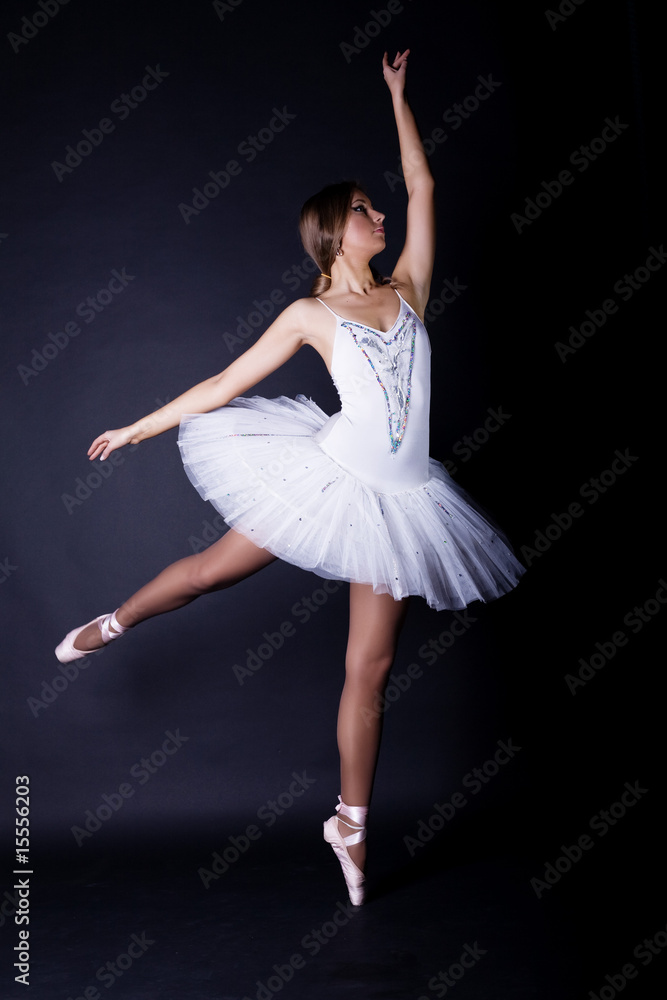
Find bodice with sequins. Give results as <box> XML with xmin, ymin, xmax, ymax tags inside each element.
<box><xmin>313</xmin><ymin>290</ymin><xmax>431</xmax><ymax>494</ymax></box>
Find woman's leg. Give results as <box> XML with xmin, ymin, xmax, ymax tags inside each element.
<box><xmin>336</xmin><ymin>583</ymin><xmax>409</xmax><ymax>871</ymax></box>
<box><xmin>72</xmin><ymin>529</ymin><xmax>277</xmax><ymax>651</ymax></box>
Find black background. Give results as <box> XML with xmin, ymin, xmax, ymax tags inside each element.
<box><xmin>1</xmin><ymin>0</ymin><xmax>665</xmax><ymax>997</ymax></box>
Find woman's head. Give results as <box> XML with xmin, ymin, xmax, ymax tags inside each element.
<box><xmin>299</xmin><ymin>181</ymin><xmax>387</xmax><ymax>296</ymax></box>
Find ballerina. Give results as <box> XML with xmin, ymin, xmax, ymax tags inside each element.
<box><xmin>56</xmin><ymin>50</ymin><xmax>524</xmax><ymax>906</ymax></box>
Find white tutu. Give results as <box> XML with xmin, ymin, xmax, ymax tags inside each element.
<box><xmin>178</xmin><ymin>395</ymin><xmax>525</xmax><ymax>611</ymax></box>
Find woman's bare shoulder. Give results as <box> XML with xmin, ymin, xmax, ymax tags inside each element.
<box><xmin>287</xmin><ymin>295</ymin><xmax>332</xmax><ymax>331</ymax></box>
<box><xmin>284</xmin><ymin>296</ymin><xmax>336</xmax><ymax>368</ymax></box>
<box><xmin>257</xmin><ymin>295</ymin><xmax>327</xmax><ymax>338</ymax></box>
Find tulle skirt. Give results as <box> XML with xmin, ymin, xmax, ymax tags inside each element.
<box><xmin>178</xmin><ymin>395</ymin><xmax>525</xmax><ymax>611</ymax></box>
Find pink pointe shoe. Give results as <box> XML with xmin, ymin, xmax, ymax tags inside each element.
<box><xmin>323</xmin><ymin>795</ymin><xmax>368</xmax><ymax>906</ymax></box>
<box><xmin>55</xmin><ymin>611</ymin><xmax>129</xmax><ymax>663</ymax></box>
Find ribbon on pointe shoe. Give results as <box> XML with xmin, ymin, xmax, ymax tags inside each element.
<box><xmin>323</xmin><ymin>795</ymin><xmax>369</xmax><ymax>906</ymax></box>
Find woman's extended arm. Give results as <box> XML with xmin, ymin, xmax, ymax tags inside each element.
<box><xmin>88</xmin><ymin>300</ymin><xmax>307</xmax><ymax>461</ymax></box>
<box><xmin>383</xmin><ymin>49</ymin><xmax>436</xmax><ymax>315</ymax></box>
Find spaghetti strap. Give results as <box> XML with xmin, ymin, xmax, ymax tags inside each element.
<box><xmin>315</xmin><ymin>297</ymin><xmax>341</xmax><ymax>318</ymax></box>
<box><xmin>316</xmin><ymin>288</ymin><xmax>405</xmax><ymax>333</ymax></box>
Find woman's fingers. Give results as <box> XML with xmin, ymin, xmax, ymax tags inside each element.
<box><xmin>88</xmin><ymin>441</ymin><xmax>109</xmax><ymax>461</ymax></box>
<box><xmin>88</xmin><ymin>429</ymin><xmax>125</xmax><ymax>461</ymax></box>
<box><xmin>87</xmin><ymin>435</ymin><xmax>107</xmax><ymax>458</ymax></box>
<box><xmin>383</xmin><ymin>48</ymin><xmax>410</xmax><ymax>73</ymax></box>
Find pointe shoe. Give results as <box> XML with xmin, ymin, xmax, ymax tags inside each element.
<box><xmin>55</xmin><ymin>611</ymin><xmax>129</xmax><ymax>663</ymax></box>
<box><xmin>323</xmin><ymin>795</ymin><xmax>368</xmax><ymax>906</ymax></box>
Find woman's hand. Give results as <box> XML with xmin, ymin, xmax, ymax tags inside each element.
<box><xmin>88</xmin><ymin>426</ymin><xmax>136</xmax><ymax>462</ymax></box>
<box><xmin>382</xmin><ymin>49</ymin><xmax>410</xmax><ymax>97</ymax></box>
<box><xmin>383</xmin><ymin>45</ymin><xmax>435</xmax><ymax>317</ymax></box>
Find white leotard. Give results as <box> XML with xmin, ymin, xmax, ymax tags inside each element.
<box><xmin>313</xmin><ymin>290</ymin><xmax>431</xmax><ymax>494</ymax></box>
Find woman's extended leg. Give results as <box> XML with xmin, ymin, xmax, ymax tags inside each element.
<box><xmin>70</xmin><ymin>529</ymin><xmax>277</xmax><ymax>652</ymax></box>
<box><xmin>336</xmin><ymin>583</ymin><xmax>409</xmax><ymax>872</ymax></box>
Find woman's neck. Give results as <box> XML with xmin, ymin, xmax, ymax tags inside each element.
<box><xmin>328</xmin><ymin>257</ymin><xmax>379</xmax><ymax>296</ymax></box>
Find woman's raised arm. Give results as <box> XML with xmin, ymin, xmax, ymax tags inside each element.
<box><xmin>88</xmin><ymin>300</ymin><xmax>307</xmax><ymax>461</ymax></box>
<box><xmin>383</xmin><ymin>49</ymin><xmax>436</xmax><ymax>316</ymax></box>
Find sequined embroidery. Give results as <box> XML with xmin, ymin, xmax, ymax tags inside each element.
<box><xmin>422</xmin><ymin>485</ymin><xmax>455</xmax><ymax>518</ymax></box>
<box><xmin>342</xmin><ymin>310</ymin><xmax>417</xmax><ymax>454</ymax></box>
<box><xmin>225</xmin><ymin>433</ymin><xmax>311</xmax><ymax>438</ymax></box>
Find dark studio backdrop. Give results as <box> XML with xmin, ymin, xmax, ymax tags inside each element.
<box><xmin>1</xmin><ymin>0</ymin><xmax>665</xmax><ymax>996</ymax></box>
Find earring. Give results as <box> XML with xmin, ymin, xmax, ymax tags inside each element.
<box><xmin>336</xmin><ymin>246</ymin><xmax>344</xmax><ymax>257</ymax></box>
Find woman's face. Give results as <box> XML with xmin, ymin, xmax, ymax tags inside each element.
<box><xmin>341</xmin><ymin>190</ymin><xmax>386</xmax><ymax>256</ymax></box>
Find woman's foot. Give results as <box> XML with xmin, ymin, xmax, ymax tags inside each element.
<box><xmin>72</xmin><ymin>618</ymin><xmax>121</xmax><ymax>652</ymax></box>
<box><xmin>339</xmin><ymin>815</ymin><xmax>366</xmax><ymax>872</ymax></box>
<box><xmin>323</xmin><ymin>796</ymin><xmax>368</xmax><ymax>906</ymax></box>
<box><xmin>55</xmin><ymin>611</ymin><xmax>129</xmax><ymax>663</ymax></box>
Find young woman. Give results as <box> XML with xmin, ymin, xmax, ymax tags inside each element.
<box><xmin>56</xmin><ymin>51</ymin><xmax>524</xmax><ymax>906</ymax></box>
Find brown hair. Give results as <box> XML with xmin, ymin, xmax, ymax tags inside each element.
<box><xmin>299</xmin><ymin>180</ymin><xmax>388</xmax><ymax>297</ymax></box>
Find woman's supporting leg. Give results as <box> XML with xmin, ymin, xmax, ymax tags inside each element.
<box><xmin>336</xmin><ymin>583</ymin><xmax>409</xmax><ymax>871</ymax></box>
<box><xmin>72</xmin><ymin>529</ymin><xmax>277</xmax><ymax>651</ymax></box>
